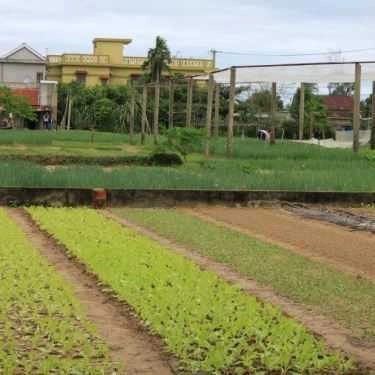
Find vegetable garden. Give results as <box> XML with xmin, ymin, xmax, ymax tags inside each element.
<box><xmin>0</xmin><ymin>205</ymin><xmax>374</xmax><ymax>373</ymax></box>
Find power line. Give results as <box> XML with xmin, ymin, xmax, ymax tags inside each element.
<box><xmin>212</xmin><ymin>47</ymin><xmax>375</xmax><ymax>58</ymax></box>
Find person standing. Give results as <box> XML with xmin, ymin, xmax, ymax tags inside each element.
<box><xmin>42</xmin><ymin>112</ymin><xmax>50</xmax><ymax>129</ymax></box>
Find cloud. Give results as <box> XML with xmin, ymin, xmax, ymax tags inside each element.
<box><xmin>1</xmin><ymin>0</ymin><xmax>375</xmax><ymax>66</ymax></box>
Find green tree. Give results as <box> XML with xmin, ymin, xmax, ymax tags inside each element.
<box><xmin>0</xmin><ymin>85</ymin><xmax>36</xmax><ymax>122</ymax></box>
<box><xmin>57</xmin><ymin>83</ymin><xmax>131</xmax><ymax>132</ymax></box>
<box><xmin>142</xmin><ymin>36</ymin><xmax>172</xmax><ymax>83</ymax></box>
<box><xmin>328</xmin><ymin>83</ymin><xmax>354</xmax><ymax>96</ymax></box>
<box><xmin>362</xmin><ymin>94</ymin><xmax>375</xmax><ymax>149</ymax></box>
<box><xmin>290</xmin><ymin>86</ymin><xmax>330</xmax><ymax>139</ymax></box>
<box><xmin>142</xmin><ymin>36</ymin><xmax>172</xmax><ymax>142</ymax></box>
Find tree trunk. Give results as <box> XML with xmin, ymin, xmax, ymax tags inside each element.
<box><xmin>141</xmin><ymin>85</ymin><xmax>147</xmax><ymax>145</ymax></box>
<box><xmin>67</xmin><ymin>97</ymin><xmax>73</xmax><ymax>131</ymax></box>
<box><xmin>153</xmin><ymin>72</ymin><xmax>160</xmax><ymax>144</ymax></box>
<box><xmin>129</xmin><ymin>89</ymin><xmax>135</xmax><ymax>144</ymax></box>
<box><xmin>186</xmin><ymin>78</ymin><xmax>193</xmax><ymax>128</ymax></box>
<box><xmin>168</xmin><ymin>80</ymin><xmax>174</xmax><ymax>129</ymax></box>
<box><xmin>60</xmin><ymin>95</ymin><xmax>69</xmax><ymax>129</ymax></box>
<box><xmin>309</xmin><ymin>113</ymin><xmax>315</xmax><ymax>140</ymax></box>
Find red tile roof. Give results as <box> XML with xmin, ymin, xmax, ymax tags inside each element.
<box><xmin>322</xmin><ymin>96</ymin><xmax>353</xmax><ymax>112</ymax></box>
<box><xmin>12</xmin><ymin>88</ymin><xmax>39</xmax><ymax>107</ymax></box>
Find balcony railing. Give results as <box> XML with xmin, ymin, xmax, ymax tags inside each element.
<box><xmin>48</xmin><ymin>54</ymin><xmax>110</xmax><ymax>65</ymax></box>
<box><xmin>123</xmin><ymin>56</ymin><xmax>214</xmax><ymax>69</ymax></box>
<box><xmin>48</xmin><ymin>54</ymin><xmax>214</xmax><ymax>70</ymax></box>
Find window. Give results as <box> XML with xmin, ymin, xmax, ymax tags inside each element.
<box><xmin>76</xmin><ymin>71</ymin><xmax>87</xmax><ymax>85</ymax></box>
<box><xmin>36</xmin><ymin>72</ymin><xmax>44</xmax><ymax>83</ymax></box>
<box><xmin>100</xmin><ymin>75</ymin><xmax>109</xmax><ymax>86</ymax></box>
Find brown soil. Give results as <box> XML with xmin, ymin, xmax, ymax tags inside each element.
<box><xmin>7</xmin><ymin>208</ymin><xmax>177</xmax><ymax>375</ymax></box>
<box><xmin>187</xmin><ymin>206</ymin><xmax>375</xmax><ymax>281</ymax></box>
<box><xmin>105</xmin><ymin>210</ymin><xmax>375</xmax><ymax>370</ymax></box>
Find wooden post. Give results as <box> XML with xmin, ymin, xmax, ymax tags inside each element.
<box><xmin>153</xmin><ymin>81</ymin><xmax>160</xmax><ymax>143</ymax></box>
<box><xmin>371</xmin><ymin>81</ymin><xmax>375</xmax><ymax>150</ymax></box>
<box><xmin>141</xmin><ymin>85</ymin><xmax>147</xmax><ymax>145</ymax></box>
<box><xmin>270</xmin><ymin>82</ymin><xmax>277</xmax><ymax>145</ymax></box>
<box><xmin>129</xmin><ymin>89</ymin><xmax>135</xmax><ymax>144</ymax></box>
<box><xmin>186</xmin><ymin>78</ymin><xmax>193</xmax><ymax>128</ymax></box>
<box><xmin>214</xmin><ymin>83</ymin><xmax>220</xmax><ymax>136</ymax></box>
<box><xmin>168</xmin><ymin>79</ymin><xmax>174</xmax><ymax>129</ymax></box>
<box><xmin>205</xmin><ymin>74</ymin><xmax>215</xmax><ymax>156</ymax></box>
<box><xmin>67</xmin><ymin>97</ymin><xmax>73</xmax><ymax>131</ymax></box>
<box><xmin>309</xmin><ymin>113</ymin><xmax>315</xmax><ymax>140</ymax></box>
<box><xmin>353</xmin><ymin>63</ymin><xmax>361</xmax><ymax>153</ymax></box>
<box><xmin>60</xmin><ymin>95</ymin><xmax>69</xmax><ymax>129</ymax></box>
<box><xmin>298</xmin><ymin>83</ymin><xmax>305</xmax><ymax>140</ymax></box>
<box><xmin>227</xmin><ymin>67</ymin><xmax>236</xmax><ymax>157</ymax></box>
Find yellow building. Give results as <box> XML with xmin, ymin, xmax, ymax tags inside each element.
<box><xmin>47</xmin><ymin>38</ymin><xmax>214</xmax><ymax>86</ymax></box>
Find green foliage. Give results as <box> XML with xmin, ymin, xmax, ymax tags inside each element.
<box><xmin>149</xmin><ymin>151</ymin><xmax>184</xmax><ymax>166</ymax></box>
<box><xmin>142</xmin><ymin>36</ymin><xmax>171</xmax><ymax>82</ymax></box>
<box><xmin>362</xmin><ymin>148</ymin><xmax>375</xmax><ymax>162</ymax></box>
<box><xmin>29</xmin><ymin>208</ymin><xmax>353</xmax><ymax>374</ymax></box>
<box><xmin>119</xmin><ymin>208</ymin><xmax>375</xmax><ymax>345</ymax></box>
<box><xmin>163</xmin><ymin>127</ymin><xmax>203</xmax><ymax>159</ymax></box>
<box><xmin>328</xmin><ymin>83</ymin><xmax>355</xmax><ymax>96</ymax></box>
<box><xmin>290</xmin><ymin>85</ymin><xmax>331</xmax><ymax>139</ymax></box>
<box><xmin>58</xmin><ymin>83</ymin><xmax>130</xmax><ymax>132</ymax></box>
<box><xmin>0</xmin><ymin>209</ymin><xmax>118</xmax><ymax>373</ymax></box>
<box><xmin>0</xmin><ymin>85</ymin><xmax>37</xmax><ymax>121</ymax></box>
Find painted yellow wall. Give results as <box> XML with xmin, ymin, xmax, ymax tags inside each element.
<box><xmin>93</xmin><ymin>38</ymin><xmax>131</xmax><ymax>64</ymax></box>
<box><xmin>47</xmin><ymin>38</ymin><xmax>214</xmax><ymax>87</ymax></box>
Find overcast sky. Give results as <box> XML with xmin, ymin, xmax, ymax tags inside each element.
<box><xmin>1</xmin><ymin>0</ymin><xmax>375</xmax><ymax>67</ymax></box>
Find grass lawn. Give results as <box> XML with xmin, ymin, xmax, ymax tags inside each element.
<box><xmin>113</xmin><ymin>208</ymin><xmax>375</xmax><ymax>344</ymax></box>
<box><xmin>0</xmin><ymin>130</ymin><xmax>374</xmax><ymax>191</ymax></box>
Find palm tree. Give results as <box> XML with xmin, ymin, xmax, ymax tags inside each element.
<box><xmin>143</xmin><ymin>37</ymin><xmax>172</xmax><ymax>142</ymax></box>
<box><xmin>142</xmin><ymin>36</ymin><xmax>172</xmax><ymax>83</ymax></box>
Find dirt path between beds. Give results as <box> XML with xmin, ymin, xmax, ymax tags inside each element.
<box><xmin>186</xmin><ymin>206</ymin><xmax>375</xmax><ymax>281</ymax></box>
<box><xmin>105</xmin><ymin>210</ymin><xmax>375</xmax><ymax>370</ymax></box>
<box><xmin>7</xmin><ymin>208</ymin><xmax>177</xmax><ymax>375</ymax></box>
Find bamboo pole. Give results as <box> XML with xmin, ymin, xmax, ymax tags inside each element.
<box><xmin>270</xmin><ymin>82</ymin><xmax>277</xmax><ymax>145</ymax></box>
<box><xmin>67</xmin><ymin>97</ymin><xmax>73</xmax><ymax>131</ymax></box>
<box><xmin>168</xmin><ymin>80</ymin><xmax>174</xmax><ymax>129</ymax></box>
<box><xmin>186</xmin><ymin>78</ymin><xmax>193</xmax><ymax>128</ymax></box>
<box><xmin>205</xmin><ymin>74</ymin><xmax>215</xmax><ymax>156</ymax></box>
<box><xmin>353</xmin><ymin>63</ymin><xmax>361</xmax><ymax>153</ymax></box>
<box><xmin>227</xmin><ymin>67</ymin><xmax>236</xmax><ymax>157</ymax></box>
<box><xmin>129</xmin><ymin>90</ymin><xmax>135</xmax><ymax>144</ymax></box>
<box><xmin>60</xmin><ymin>95</ymin><xmax>69</xmax><ymax>129</ymax></box>
<box><xmin>309</xmin><ymin>113</ymin><xmax>315</xmax><ymax>140</ymax></box>
<box><xmin>214</xmin><ymin>84</ymin><xmax>220</xmax><ymax>137</ymax></box>
<box><xmin>153</xmin><ymin>80</ymin><xmax>160</xmax><ymax>143</ymax></box>
<box><xmin>298</xmin><ymin>83</ymin><xmax>305</xmax><ymax>140</ymax></box>
<box><xmin>371</xmin><ymin>81</ymin><xmax>375</xmax><ymax>150</ymax></box>
<box><xmin>141</xmin><ymin>85</ymin><xmax>147</xmax><ymax>145</ymax></box>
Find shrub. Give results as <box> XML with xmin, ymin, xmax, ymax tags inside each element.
<box><xmin>149</xmin><ymin>150</ymin><xmax>184</xmax><ymax>166</ymax></box>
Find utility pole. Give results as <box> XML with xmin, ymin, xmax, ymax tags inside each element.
<box><xmin>210</xmin><ymin>49</ymin><xmax>218</xmax><ymax>68</ymax></box>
